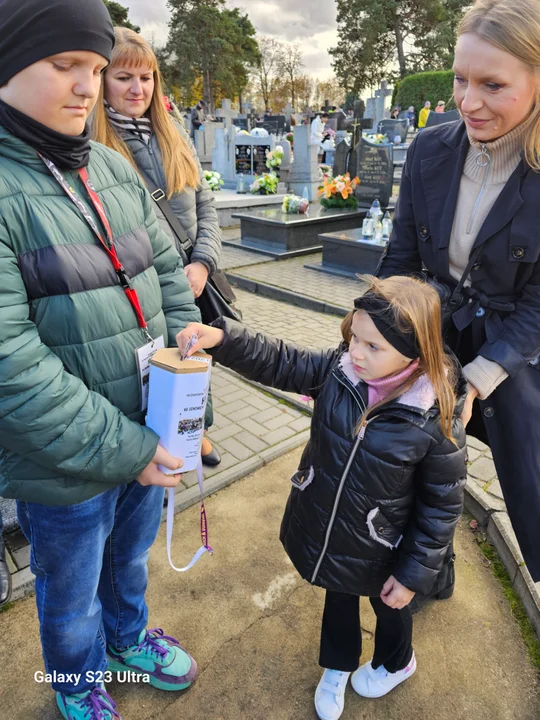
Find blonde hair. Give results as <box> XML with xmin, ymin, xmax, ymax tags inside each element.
<box><xmin>93</xmin><ymin>27</ymin><xmax>199</xmax><ymax>196</ymax></box>
<box><xmin>459</xmin><ymin>0</ymin><xmax>540</xmax><ymax>170</ymax></box>
<box><xmin>341</xmin><ymin>276</ymin><xmax>458</xmax><ymax>443</ymax></box>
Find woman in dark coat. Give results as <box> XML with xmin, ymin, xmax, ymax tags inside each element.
<box><xmin>380</xmin><ymin>0</ymin><xmax>540</xmax><ymax>584</ymax></box>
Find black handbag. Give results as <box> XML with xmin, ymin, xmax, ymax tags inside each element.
<box><xmin>147</xmin><ymin>183</ymin><xmax>242</xmax><ymax>324</ymax></box>
<box><xmin>426</xmin><ymin>245</ymin><xmax>482</xmax><ymax>337</ymax></box>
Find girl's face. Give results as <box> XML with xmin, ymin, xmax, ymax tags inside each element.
<box><xmin>104</xmin><ymin>63</ymin><xmax>155</xmax><ymax>118</ymax></box>
<box><xmin>349</xmin><ymin>311</ymin><xmax>412</xmax><ymax>381</ymax></box>
<box><xmin>453</xmin><ymin>33</ymin><xmax>539</xmax><ymax>142</ymax></box>
<box><xmin>0</xmin><ymin>51</ymin><xmax>107</xmax><ymax>136</ymax></box>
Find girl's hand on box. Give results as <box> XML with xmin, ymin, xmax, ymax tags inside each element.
<box><xmin>137</xmin><ymin>445</ymin><xmax>184</xmax><ymax>488</ymax></box>
<box><xmin>176</xmin><ymin>322</ymin><xmax>225</xmax><ymax>357</ymax></box>
<box><xmin>380</xmin><ymin>575</ymin><xmax>415</xmax><ymax>609</ymax></box>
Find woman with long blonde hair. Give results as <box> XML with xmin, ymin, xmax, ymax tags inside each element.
<box><xmin>176</xmin><ymin>274</ymin><xmax>468</xmax><ymax>719</ymax></box>
<box><xmin>381</xmin><ymin>0</ymin><xmax>540</xmax><ymax>599</ymax></box>
<box><xmin>95</xmin><ymin>27</ymin><xmax>223</xmax><ymax>466</ymax></box>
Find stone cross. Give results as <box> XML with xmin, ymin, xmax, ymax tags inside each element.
<box><xmin>215</xmin><ymin>98</ymin><xmax>239</xmax><ymax>128</ymax></box>
<box><xmin>374</xmin><ymin>80</ymin><xmax>393</xmax><ymax>129</ymax></box>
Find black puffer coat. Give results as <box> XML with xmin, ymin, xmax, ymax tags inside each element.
<box><xmin>211</xmin><ymin>318</ymin><xmax>468</xmax><ymax>597</ymax></box>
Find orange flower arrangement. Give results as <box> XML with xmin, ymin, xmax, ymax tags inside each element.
<box><xmin>318</xmin><ymin>173</ymin><xmax>360</xmax><ymax>208</ymax></box>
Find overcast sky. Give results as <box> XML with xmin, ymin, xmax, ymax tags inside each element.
<box><xmin>123</xmin><ymin>0</ymin><xmax>338</xmax><ymax>79</ymax></box>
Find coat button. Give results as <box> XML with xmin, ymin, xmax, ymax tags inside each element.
<box><xmin>419</xmin><ymin>225</ymin><xmax>429</xmax><ymax>239</ymax></box>
<box><xmin>378</xmin><ymin>527</ymin><xmax>385</xmax><ymax>534</ymax></box>
<box><xmin>471</xmin><ymin>263</ymin><xmax>482</xmax><ymax>272</ymax></box>
<box><xmin>476</xmin><ymin>307</ymin><xmax>486</xmax><ymax>317</ymax></box>
<box><xmin>512</xmin><ymin>247</ymin><xmax>525</xmax><ymax>259</ymax></box>
<box><xmin>483</xmin><ymin>407</ymin><xmax>494</xmax><ymax>418</ymax></box>
<box><xmin>530</xmin><ymin>356</ymin><xmax>540</xmax><ymax>366</ymax></box>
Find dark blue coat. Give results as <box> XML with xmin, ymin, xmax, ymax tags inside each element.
<box><xmin>380</xmin><ymin>120</ymin><xmax>540</xmax><ymax>581</ymax></box>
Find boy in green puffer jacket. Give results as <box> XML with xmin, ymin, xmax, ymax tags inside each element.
<box><xmin>0</xmin><ymin>0</ymin><xmax>203</xmax><ymax>717</ymax></box>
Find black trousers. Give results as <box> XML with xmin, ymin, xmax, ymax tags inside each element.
<box><xmin>319</xmin><ymin>591</ymin><xmax>413</xmax><ymax>673</ymax></box>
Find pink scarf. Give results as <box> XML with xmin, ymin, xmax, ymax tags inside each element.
<box><xmin>364</xmin><ymin>359</ymin><xmax>420</xmax><ymax>408</ymax></box>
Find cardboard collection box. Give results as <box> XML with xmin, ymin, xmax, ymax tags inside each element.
<box><xmin>146</xmin><ymin>349</ymin><xmax>212</xmax><ymax>474</ymax></box>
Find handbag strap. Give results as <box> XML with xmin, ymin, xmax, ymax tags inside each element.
<box><xmin>449</xmin><ymin>244</ymin><xmax>483</xmax><ymax>304</ymax></box>
<box><xmin>144</xmin><ymin>176</ymin><xmax>193</xmax><ymax>264</ymax></box>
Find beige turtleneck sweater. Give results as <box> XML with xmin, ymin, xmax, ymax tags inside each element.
<box><xmin>448</xmin><ymin>125</ymin><xmax>525</xmax><ymax>400</ymax></box>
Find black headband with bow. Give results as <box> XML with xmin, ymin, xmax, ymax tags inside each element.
<box><xmin>354</xmin><ymin>293</ymin><xmax>420</xmax><ymax>360</ymax></box>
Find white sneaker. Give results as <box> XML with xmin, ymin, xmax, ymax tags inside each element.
<box><xmin>314</xmin><ymin>668</ymin><xmax>350</xmax><ymax>720</ymax></box>
<box><xmin>351</xmin><ymin>653</ymin><xmax>416</xmax><ymax>698</ymax></box>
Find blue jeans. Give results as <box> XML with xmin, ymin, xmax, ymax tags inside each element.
<box><xmin>17</xmin><ymin>481</ymin><xmax>165</xmax><ymax>694</ymax></box>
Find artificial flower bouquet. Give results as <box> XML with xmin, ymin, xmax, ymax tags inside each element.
<box><xmin>266</xmin><ymin>145</ymin><xmax>284</xmax><ymax>170</ymax></box>
<box><xmin>250</xmin><ymin>172</ymin><xmax>279</xmax><ymax>195</ymax></box>
<box><xmin>281</xmin><ymin>194</ymin><xmax>309</xmax><ymax>214</ymax></box>
<box><xmin>318</xmin><ymin>172</ymin><xmax>360</xmax><ymax>209</ymax></box>
<box><xmin>204</xmin><ymin>170</ymin><xmax>224</xmax><ymax>191</ymax></box>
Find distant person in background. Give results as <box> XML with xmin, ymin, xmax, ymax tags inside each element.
<box><xmin>311</xmin><ymin>112</ymin><xmax>329</xmax><ymax>162</ymax></box>
<box><xmin>190</xmin><ymin>98</ymin><xmax>207</xmax><ymax>138</ymax></box>
<box><xmin>406</xmin><ymin>106</ymin><xmax>416</xmax><ymax>129</ymax></box>
<box><xmin>390</xmin><ymin>107</ymin><xmax>400</xmax><ymax>119</ymax></box>
<box><xmin>418</xmin><ymin>101</ymin><xmax>431</xmax><ymax>130</ymax></box>
<box><xmin>435</xmin><ymin>100</ymin><xmax>446</xmax><ymax>113</ymax></box>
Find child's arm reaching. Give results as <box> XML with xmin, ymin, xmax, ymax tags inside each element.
<box><xmin>177</xmin><ymin>318</ymin><xmax>342</xmax><ymax>398</ymax></box>
<box><xmin>390</xmin><ymin>427</ymin><xmax>468</xmax><ymax>597</ymax></box>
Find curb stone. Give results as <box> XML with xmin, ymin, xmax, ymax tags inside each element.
<box><xmin>226</xmin><ymin>272</ymin><xmax>348</xmax><ymax>318</ymax></box>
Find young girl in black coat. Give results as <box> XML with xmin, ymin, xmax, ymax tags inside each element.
<box><xmin>177</xmin><ymin>275</ymin><xmax>468</xmax><ymax>720</ymax></box>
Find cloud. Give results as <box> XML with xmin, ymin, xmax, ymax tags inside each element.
<box><xmin>122</xmin><ymin>0</ymin><xmax>338</xmax><ymax>78</ymax></box>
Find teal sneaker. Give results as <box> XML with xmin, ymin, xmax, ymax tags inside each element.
<box><xmin>56</xmin><ymin>686</ymin><xmax>121</xmax><ymax>719</ymax></box>
<box><xmin>106</xmin><ymin>627</ymin><xmax>198</xmax><ymax>692</ymax></box>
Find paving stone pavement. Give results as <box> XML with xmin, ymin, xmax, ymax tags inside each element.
<box><xmin>219</xmin><ymin>243</ymin><xmax>274</xmax><ymax>271</ymax></box>
<box><xmin>228</xmin><ymin>253</ymin><xmax>365</xmax><ymax>312</ymax></box>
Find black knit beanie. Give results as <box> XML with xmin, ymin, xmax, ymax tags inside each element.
<box><xmin>0</xmin><ymin>0</ymin><xmax>115</xmax><ymax>88</ymax></box>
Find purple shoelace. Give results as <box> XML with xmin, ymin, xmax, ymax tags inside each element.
<box><xmin>134</xmin><ymin>627</ymin><xmax>180</xmax><ymax>660</ymax></box>
<box><xmin>77</xmin><ymin>687</ymin><xmax>121</xmax><ymax>719</ymax></box>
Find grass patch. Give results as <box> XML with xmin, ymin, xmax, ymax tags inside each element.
<box><xmin>477</xmin><ymin>537</ymin><xmax>540</xmax><ymax>671</ymax></box>
<box><xmin>0</xmin><ymin>601</ymin><xmax>13</xmax><ymax>614</ymax></box>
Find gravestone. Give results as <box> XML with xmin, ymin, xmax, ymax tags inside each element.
<box><xmin>194</xmin><ymin>120</ymin><xmax>224</xmax><ymax>166</ymax></box>
<box><xmin>306</xmin><ymin>228</ymin><xmax>389</xmax><ymax>278</ymax></box>
<box><xmin>425</xmin><ymin>109</ymin><xmax>460</xmax><ymax>127</ymax></box>
<box><xmin>353</xmin><ymin>99</ymin><xmax>365</xmax><ymax>119</ymax></box>
<box><xmin>378</xmin><ymin>119</ymin><xmax>407</xmax><ymax>144</ymax></box>
<box><xmin>373</xmin><ymin>80</ymin><xmax>393</xmax><ymax>130</ymax></box>
<box><xmin>289</xmin><ymin>125</ymin><xmax>320</xmax><ymax>202</ymax></box>
<box><xmin>263</xmin><ymin>115</ymin><xmax>286</xmax><ymax>134</ymax></box>
<box><xmin>212</xmin><ymin>125</ymin><xmax>237</xmax><ymax>188</ymax></box>
<box><xmin>215</xmin><ymin>98</ymin><xmax>239</xmax><ymax>128</ymax></box>
<box><xmin>333</xmin><ymin>139</ymin><xmax>351</xmax><ymax>177</ymax></box>
<box><xmin>282</xmin><ymin>102</ymin><xmax>294</xmax><ymax>131</ymax></box>
<box><xmin>233</xmin><ymin>117</ymin><xmax>249</xmax><ymax>131</ymax></box>
<box><xmin>354</xmin><ymin>137</ymin><xmax>393</xmax><ymax>207</ymax></box>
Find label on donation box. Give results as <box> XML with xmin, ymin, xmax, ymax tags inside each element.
<box><xmin>146</xmin><ymin>349</ymin><xmax>212</xmax><ymax>474</ymax></box>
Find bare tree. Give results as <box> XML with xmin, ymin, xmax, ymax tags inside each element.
<box><xmin>277</xmin><ymin>43</ymin><xmax>304</xmax><ymax>109</ymax></box>
<box><xmin>254</xmin><ymin>36</ymin><xmax>285</xmax><ymax>111</ymax></box>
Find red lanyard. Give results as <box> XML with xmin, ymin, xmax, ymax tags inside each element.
<box><xmin>39</xmin><ymin>155</ymin><xmax>152</xmax><ymax>343</ymax></box>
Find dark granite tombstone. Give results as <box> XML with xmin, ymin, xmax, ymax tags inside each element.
<box><xmin>306</xmin><ymin>228</ymin><xmax>388</xmax><ymax>278</ymax></box>
<box><xmin>353</xmin><ymin>99</ymin><xmax>365</xmax><ymax>119</ymax></box>
<box><xmin>235</xmin><ymin>144</ymin><xmax>252</xmax><ymax>175</ymax></box>
<box><xmin>264</xmin><ymin>115</ymin><xmax>286</xmax><ymax>133</ymax></box>
<box><xmin>378</xmin><ymin>119</ymin><xmax>407</xmax><ymax>144</ymax></box>
<box><xmin>253</xmin><ymin>144</ymin><xmax>271</xmax><ymax>175</ymax></box>
<box><xmin>333</xmin><ymin>139</ymin><xmax>350</xmax><ymax>177</ymax></box>
<box><xmin>231</xmin><ymin>205</ymin><xmax>368</xmax><ymax>259</ymax></box>
<box><xmin>425</xmin><ymin>109</ymin><xmax>460</xmax><ymax>127</ymax></box>
<box><xmin>233</xmin><ymin>117</ymin><xmax>248</xmax><ymax>130</ymax></box>
<box><xmin>354</xmin><ymin>138</ymin><xmax>393</xmax><ymax>207</ymax></box>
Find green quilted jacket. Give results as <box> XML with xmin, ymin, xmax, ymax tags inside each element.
<box><xmin>0</xmin><ymin>126</ymin><xmax>201</xmax><ymax>506</ymax></box>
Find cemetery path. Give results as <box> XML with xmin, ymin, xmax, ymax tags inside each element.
<box><xmin>1</xmin><ymin>449</ymin><xmax>539</xmax><ymax>720</ymax></box>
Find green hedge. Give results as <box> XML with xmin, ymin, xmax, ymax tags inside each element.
<box><xmin>392</xmin><ymin>70</ymin><xmax>456</xmax><ymax>120</ymax></box>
